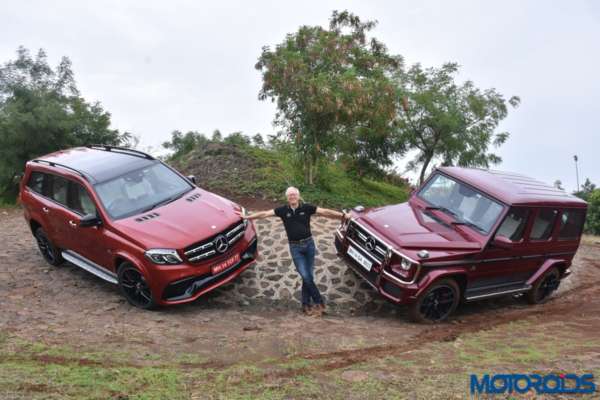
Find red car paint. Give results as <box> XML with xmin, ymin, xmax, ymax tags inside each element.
<box><xmin>335</xmin><ymin>167</ymin><xmax>587</xmax><ymax>320</ymax></box>
<box><xmin>19</xmin><ymin>146</ymin><xmax>257</xmax><ymax>307</ymax></box>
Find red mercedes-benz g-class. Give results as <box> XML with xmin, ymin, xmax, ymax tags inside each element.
<box><xmin>19</xmin><ymin>145</ymin><xmax>257</xmax><ymax>309</ymax></box>
<box><xmin>335</xmin><ymin>167</ymin><xmax>587</xmax><ymax>322</ymax></box>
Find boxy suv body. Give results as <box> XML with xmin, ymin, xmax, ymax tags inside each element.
<box><xmin>19</xmin><ymin>146</ymin><xmax>257</xmax><ymax>309</ymax></box>
<box><xmin>335</xmin><ymin>167</ymin><xmax>587</xmax><ymax>322</ymax></box>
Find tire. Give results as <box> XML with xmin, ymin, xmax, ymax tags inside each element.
<box><xmin>409</xmin><ymin>279</ymin><xmax>460</xmax><ymax>323</ymax></box>
<box><xmin>34</xmin><ymin>227</ymin><xmax>63</xmax><ymax>266</ymax></box>
<box><xmin>117</xmin><ymin>263</ymin><xmax>157</xmax><ymax>310</ymax></box>
<box><xmin>526</xmin><ymin>267</ymin><xmax>560</xmax><ymax>304</ymax></box>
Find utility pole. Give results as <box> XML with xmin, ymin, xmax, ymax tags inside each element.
<box><xmin>574</xmin><ymin>155</ymin><xmax>580</xmax><ymax>193</ymax></box>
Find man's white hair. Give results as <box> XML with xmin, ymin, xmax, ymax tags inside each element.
<box><xmin>285</xmin><ymin>186</ymin><xmax>300</xmax><ymax>197</ymax></box>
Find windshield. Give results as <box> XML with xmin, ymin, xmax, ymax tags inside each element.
<box><xmin>418</xmin><ymin>173</ymin><xmax>504</xmax><ymax>234</ymax></box>
<box><xmin>94</xmin><ymin>162</ymin><xmax>192</xmax><ymax>219</ymax></box>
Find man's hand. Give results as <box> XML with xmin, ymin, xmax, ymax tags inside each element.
<box><xmin>235</xmin><ymin>208</ymin><xmax>248</xmax><ymax>219</ymax></box>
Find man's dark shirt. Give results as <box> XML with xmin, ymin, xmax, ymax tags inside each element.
<box><xmin>274</xmin><ymin>203</ymin><xmax>317</xmax><ymax>242</ymax></box>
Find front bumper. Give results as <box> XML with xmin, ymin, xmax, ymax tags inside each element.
<box><xmin>334</xmin><ymin>231</ymin><xmax>418</xmax><ymax>304</ymax></box>
<box><xmin>146</xmin><ymin>224</ymin><xmax>258</xmax><ymax>306</ymax></box>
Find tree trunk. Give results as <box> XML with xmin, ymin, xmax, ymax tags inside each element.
<box><xmin>419</xmin><ymin>153</ymin><xmax>434</xmax><ymax>185</ymax></box>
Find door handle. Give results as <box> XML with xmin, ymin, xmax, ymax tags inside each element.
<box><xmin>42</xmin><ymin>207</ymin><xmax>49</xmax><ymax>213</ymax></box>
<box><xmin>68</xmin><ymin>220</ymin><xmax>77</xmax><ymax>228</ymax></box>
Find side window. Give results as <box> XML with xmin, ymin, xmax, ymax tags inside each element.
<box><xmin>495</xmin><ymin>208</ymin><xmax>530</xmax><ymax>242</ymax></box>
<box><xmin>48</xmin><ymin>175</ymin><xmax>69</xmax><ymax>206</ymax></box>
<box><xmin>530</xmin><ymin>209</ymin><xmax>559</xmax><ymax>241</ymax></box>
<box><xmin>69</xmin><ymin>183</ymin><xmax>97</xmax><ymax>216</ymax></box>
<box><xmin>26</xmin><ymin>172</ymin><xmax>45</xmax><ymax>194</ymax></box>
<box><xmin>558</xmin><ymin>209</ymin><xmax>585</xmax><ymax>240</ymax></box>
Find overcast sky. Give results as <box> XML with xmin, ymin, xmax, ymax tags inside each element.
<box><xmin>2</xmin><ymin>0</ymin><xmax>599</xmax><ymax>191</ymax></box>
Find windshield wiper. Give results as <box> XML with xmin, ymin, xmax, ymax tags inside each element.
<box><xmin>451</xmin><ymin>220</ymin><xmax>485</xmax><ymax>233</ymax></box>
<box><xmin>425</xmin><ymin>205</ymin><xmax>458</xmax><ymax>218</ymax></box>
<box><xmin>138</xmin><ymin>190</ymin><xmax>190</xmax><ymax>214</ymax></box>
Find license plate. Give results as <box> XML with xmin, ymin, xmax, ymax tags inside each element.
<box><xmin>211</xmin><ymin>253</ymin><xmax>240</xmax><ymax>275</ymax></box>
<box><xmin>347</xmin><ymin>245</ymin><xmax>372</xmax><ymax>271</ymax></box>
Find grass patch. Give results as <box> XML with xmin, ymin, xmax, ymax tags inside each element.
<box><xmin>175</xmin><ymin>142</ymin><xmax>409</xmax><ymax>209</ymax></box>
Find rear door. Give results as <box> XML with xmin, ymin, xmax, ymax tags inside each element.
<box><xmin>44</xmin><ymin>174</ymin><xmax>74</xmax><ymax>250</ymax></box>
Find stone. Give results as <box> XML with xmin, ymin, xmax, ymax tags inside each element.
<box><xmin>331</xmin><ymin>278</ymin><xmax>341</xmax><ymax>285</ymax></box>
<box><xmin>353</xmin><ymin>291</ymin><xmax>366</xmax><ymax>303</ymax></box>
<box><xmin>263</xmin><ymin>288</ymin><xmax>275</xmax><ymax>297</ymax></box>
<box><xmin>238</xmin><ymin>287</ymin><xmax>259</xmax><ymax>297</ymax></box>
<box><xmin>327</xmin><ymin>265</ymin><xmax>340</xmax><ymax>274</ymax></box>
<box><xmin>266</xmin><ymin>274</ymin><xmax>283</xmax><ymax>281</ymax></box>
<box><xmin>337</xmin><ymin>286</ymin><xmax>351</xmax><ymax>294</ymax></box>
<box><xmin>280</xmin><ymin>288</ymin><xmax>292</xmax><ymax>300</ymax></box>
<box><xmin>322</xmin><ymin>252</ymin><xmax>338</xmax><ymax>260</ymax></box>
<box><xmin>344</xmin><ymin>279</ymin><xmax>356</xmax><ymax>287</ymax></box>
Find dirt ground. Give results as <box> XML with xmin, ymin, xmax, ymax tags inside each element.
<box><xmin>2</xmin><ymin>205</ymin><xmax>600</xmax><ymax>399</ymax></box>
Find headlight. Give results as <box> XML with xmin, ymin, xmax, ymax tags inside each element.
<box><xmin>400</xmin><ymin>257</ymin><xmax>413</xmax><ymax>271</ymax></box>
<box><xmin>145</xmin><ymin>249</ymin><xmax>183</xmax><ymax>265</ymax></box>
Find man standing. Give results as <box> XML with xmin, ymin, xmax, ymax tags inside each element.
<box><xmin>238</xmin><ymin>187</ymin><xmax>350</xmax><ymax>316</ymax></box>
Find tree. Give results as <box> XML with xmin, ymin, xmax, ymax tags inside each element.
<box><xmin>554</xmin><ymin>180</ymin><xmax>564</xmax><ymax>190</ymax></box>
<box><xmin>0</xmin><ymin>47</ymin><xmax>128</xmax><ymax>199</ymax></box>
<box><xmin>586</xmin><ymin>189</ymin><xmax>600</xmax><ymax>235</ymax></box>
<box><xmin>162</xmin><ymin>130</ymin><xmax>209</xmax><ymax>159</ymax></box>
<box><xmin>574</xmin><ymin>178</ymin><xmax>596</xmax><ymax>201</ymax></box>
<box><xmin>211</xmin><ymin>129</ymin><xmax>222</xmax><ymax>142</ymax></box>
<box><xmin>223</xmin><ymin>131</ymin><xmax>251</xmax><ymax>146</ymax></box>
<box><xmin>252</xmin><ymin>133</ymin><xmax>265</xmax><ymax>148</ymax></box>
<box><xmin>256</xmin><ymin>10</ymin><xmax>402</xmax><ymax>184</ymax></box>
<box><xmin>395</xmin><ymin>62</ymin><xmax>520</xmax><ymax>184</ymax></box>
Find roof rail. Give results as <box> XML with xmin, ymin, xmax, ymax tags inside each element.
<box><xmin>32</xmin><ymin>159</ymin><xmax>91</xmax><ymax>182</ymax></box>
<box><xmin>87</xmin><ymin>144</ymin><xmax>155</xmax><ymax>160</ymax></box>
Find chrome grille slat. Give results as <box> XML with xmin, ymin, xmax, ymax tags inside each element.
<box><xmin>184</xmin><ymin>221</ymin><xmax>246</xmax><ymax>263</ymax></box>
<box><xmin>347</xmin><ymin>221</ymin><xmax>386</xmax><ymax>263</ymax></box>
<box><xmin>188</xmin><ymin>250</ymin><xmax>216</xmax><ymax>262</ymax></box>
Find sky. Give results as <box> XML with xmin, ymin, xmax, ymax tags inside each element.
<box><xmin>2</xmin><ymin>0</ymin><xmax>599</xmax><ymax>192</ymax></box>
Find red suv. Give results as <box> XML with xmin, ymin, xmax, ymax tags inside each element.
<box><xmin>335</xmin><ymin>167</ymin><xmax>587</xmax><ymax>322</ymax></box>
<box><xmin>19</xmin><ymin>146</ymin><xmax>257</xmax><ymax>309</ymax></box>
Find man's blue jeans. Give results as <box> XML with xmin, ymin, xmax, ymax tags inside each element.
<box><xmin>289</xmin><ymin>238</ymin><xmax>323</xmax><ymax>306</ymax></box>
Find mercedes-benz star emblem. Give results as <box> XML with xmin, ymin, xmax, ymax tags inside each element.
<box><xmin>214</xmin><ymin>235</ymin><xmax>229</xmax><ymax>253</ymax></box>
<box><xmin>365</xmin><ymin>237</ymin><xmax>376</xmax><ymax>251</ymax></box>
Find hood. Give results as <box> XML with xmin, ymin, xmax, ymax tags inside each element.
<box><xmin>355</xmin><ymin>202</ymin><xmax>483</xmax><ymax>259</ymax></box>
<box><xmin>113</xmin><ymin>189</ymin><xmax>242</xmax><ymax>250</ymax></box>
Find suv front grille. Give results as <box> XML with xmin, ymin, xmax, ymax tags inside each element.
<box><xmin>184</xmin><ymin>220</ymin><xmax>246</xmax><ymax>263</ymax></box>
<box><xmin>346</xmin><ymin>221</ymin><xmax>388</xmax><ymax>264</ymax></box>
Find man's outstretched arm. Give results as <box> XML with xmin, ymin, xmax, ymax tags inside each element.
<box><xmin>316</xmin><ymin>207</ymin><xmax>351</xmax><ymax>220</ymax></box>
<box><xmin>236</xmin><ymin>209</ymin><xmax>275</xmax><ymax>220</ymax></box>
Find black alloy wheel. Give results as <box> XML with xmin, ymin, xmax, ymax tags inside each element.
<box><xmin>409</xmin><ymin>279</ymin><xmax>460</xmax><ymax>323</ymax></box>
<box><xmin>118</xmin><ymin>264</ymin><xmax>156</xmax><ymax>309</ymax></box>
<box><xmin>527</xmin><ymin>267</ymin><xmax>560</xmax><ymax>304</ymax></box>
<box><xmin>34</xmin><ymin>227</ymin><xmax>63</xmax><ymax>266</ymax></box>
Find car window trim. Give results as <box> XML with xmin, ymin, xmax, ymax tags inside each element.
<box><xmin>556</xmin><ymin>208</ymin><xmax>586</xmax><ymax>241</ymax></box>
<box><xmin>25</xmin><ymin>170</ymin><xmax>94</xmax><ymax>218</ymax></box>
<box><xmin>93</xmin><ymin>161</ymin><xmax>193</xmax><ymax>220</ymax></box>
<box><xmin>528</xmin><ymin>207</ymin><xmax>560</xmax><ymax>242</ymax></box>
<box><xmin>417</xmin><ymin>171</ymin><xmax>507</xmax><ymax>235</ymax></box>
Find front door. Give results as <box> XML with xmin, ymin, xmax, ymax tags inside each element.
<box><xmin>65</xmin><ymin>181</ymin><xmax>112</xmax><ymax>270</ymax></box>
<box><xmin>467</xmin><ymin>207</ymin><xmax>537</xmax><ymax>296</ymax></box>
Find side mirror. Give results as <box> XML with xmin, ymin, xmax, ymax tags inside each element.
<box><xmin>187</xmin><ymin>175</ymin><xmax>197</xmax><ymax>185</ymax></box>
<box><xmin>79</xmin><ymin>213</ymin><xmax>102</xmax><ymax>228</ymax></box>
<box><xmin>491</xmin><ymin>235</ymin><xmax>514</xmax><ymax>249</ymax></box>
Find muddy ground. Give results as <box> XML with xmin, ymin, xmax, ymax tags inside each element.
<box><xmin>1</xmin><ymin>205</ymin><xmax>600</xmax><ymax>399</ymax></box>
